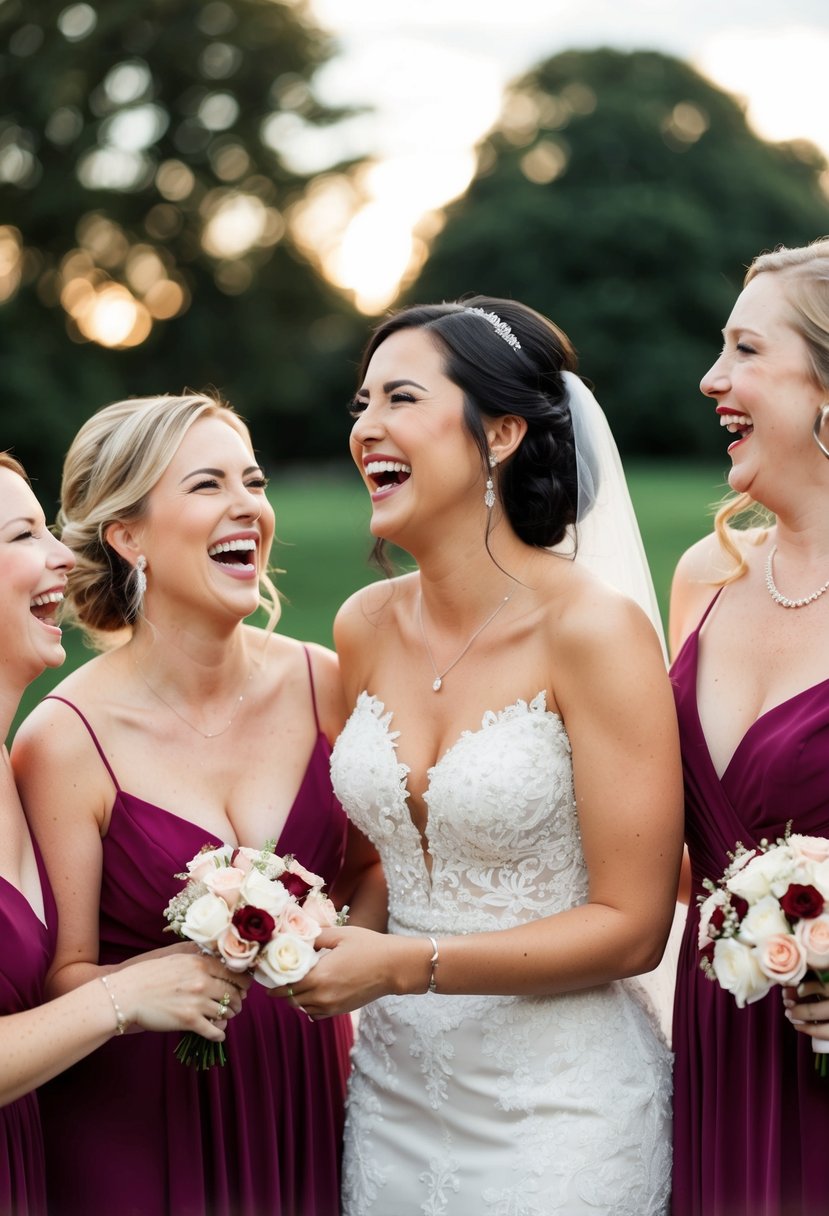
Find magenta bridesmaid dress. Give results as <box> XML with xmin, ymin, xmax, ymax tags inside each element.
<box><xmin>671</xmin><ymin>592</ymin><xmax>829</xmax><ymax>1216</ymax></box>
<box><xmin>0</xmin><ymin>845</ymin><xmax>57</xmax><ymax>1216</ymax></box>
<box><xmin>38</xmin><ymin>651</ymin><xmax>352</xmax><ymax>1216</ymax></box>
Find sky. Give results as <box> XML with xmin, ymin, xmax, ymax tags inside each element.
<box><xmin>294</xmin><ymin>0</ymin><xmax>829</xmax><ymax>312</ymax></box>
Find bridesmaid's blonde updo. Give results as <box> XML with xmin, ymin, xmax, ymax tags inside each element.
<box><xmin>59</xmin><ymin>392</ymin><xmax>279</xmax><ymax>641</ymax></box>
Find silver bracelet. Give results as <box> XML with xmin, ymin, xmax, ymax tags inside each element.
<box><xmin>426</xmin><ymin>936</ymin><xmax>439</xmax><ymax>994</ymax></box>
<box><xmin>100</xmin><ymin>974</ymin><xmax>127</xmax><ymax>1035</ymax></box>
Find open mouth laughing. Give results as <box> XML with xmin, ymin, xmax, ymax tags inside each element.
<box><xmin>719</xmin><ymin>410</ymin><xmax>754</xmax><ymax>447</ymax></box>
<box><xmin>30</xmin><ymin>589</ymin><xmax>64</xmax><ymax>627</ymax></box>
<box><xmin>207</xmin><ymin>536</ymin><xmax>257</xmax><ymax>575</ymax></box>
<box><xmin>364</xmin><ymin>458</ymin><xmax>412</xmax><ymax>495</ymax></box>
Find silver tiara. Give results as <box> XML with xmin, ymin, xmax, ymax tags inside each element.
<box><xmin>465</xmin><ymin>307</ymin><xmax>522</xmax><ymax>351</ymax></box>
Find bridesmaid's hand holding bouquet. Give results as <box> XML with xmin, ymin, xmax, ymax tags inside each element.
<box><xmin>164</xmin><ymin>840</ymin><xmax>347</xmax><ymax>1068</ymax></box>
<box><xmin>699</xmin><ymin>830</ymin><xmax>829</xmax><ymax>1074</ymax></box>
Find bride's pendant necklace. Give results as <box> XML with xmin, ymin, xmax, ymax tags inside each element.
<box><xmin>417</xmin><ymin>589</ymin><xmax>513</xmax><ymax>692</ymax></box>
<box><xmin>765</xmin><ymin>545</ymin><xmax>829</xmax><ymax>609</ymax></box>
<box><xmin>132</xmin><ymin>655</ymin><xmax>254</xmax><ymax>738</ymax></box>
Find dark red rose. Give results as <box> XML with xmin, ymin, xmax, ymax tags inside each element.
<box><xmin>709</xmin><ymin>906</ymin><xmax>726</xmax><ymax>934</ymax></box>
<box><xmin>278</xmin><ymin>872</ymin><xmax>313</xmax><ymax>901</ymax></box>
<box><xmin>731</xmin><ymin>895</ymin><xmax>749</xmax><ymax>922</ymax></box>
<box><xmin>232</xmin><ymin>905</ymin><xmax>275</xmax><ymax>944</ymax></box>
<box><xmin>780</xmin><ymin>883</ymin><xmax>825</xmax><ymax>922</ymax></box>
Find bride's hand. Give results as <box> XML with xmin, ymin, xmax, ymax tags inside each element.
<box><xmin>268</xmin><ymin>926</ymin><xmax>430</xmax><ymax>1019</ymax></box>
<box><xmin>784</xmin><ymin>979</ymin><xmax>829</xmax><ymax>1040</ymax></box>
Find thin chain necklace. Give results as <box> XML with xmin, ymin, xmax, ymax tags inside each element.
<box><xmin>765</xmin><ymin>545</ymin><xmax>829</xmax><ymax>609</ymax></box>
<box><xmin>132</xmin><ymin>654</ymin><xmax>254</xmax><ymax>738</ymax></box>
<box><xmin>417</xmin><ymin>589</ymin><xmax>514</xmax><ymax>692</ymax></box>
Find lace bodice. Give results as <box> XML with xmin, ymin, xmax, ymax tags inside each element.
<box><xmin>331</xmin><ymin>691</ymin><xmax>587</xmax><ymax>937</ymax></box>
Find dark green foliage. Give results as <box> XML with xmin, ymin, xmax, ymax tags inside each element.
<box><xmin>407</xmin><ymin>49</ymin><xmax>829</xmax><ymax>456</ymax></box>
<box><xmin>0</xmin><ymin>0</ymin><xmax>364</xmax><ymax>505</ymax></box>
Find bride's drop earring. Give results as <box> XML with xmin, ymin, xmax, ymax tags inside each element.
<box><xmin>484</xmin><ymin>452</ymin><xmax>498</xmax><ymax>509</ymax></box>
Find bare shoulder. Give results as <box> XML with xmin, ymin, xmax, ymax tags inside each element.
<box><xmin>251</xmin><ymin>628</ymin><xmax>346</xmax><ymax>740</ymax></box>
<box><xmin>12</xmin><ymin>651</ymin><xmax>112</xmax><ymax>764</ymax></box>
<box><xmin>669</xmin><ymin>526</ymin><xmax>764</xmax><ymax>657</ymax></box>
<box><xmin>334</xmin><ymin>574</ymin><xmax>414</xmax><ymax>646</ymax></box>
<box><xmin>549</xmin><ymin>561</ymin><xmax>664</xmax><ymax>666</ymax></box>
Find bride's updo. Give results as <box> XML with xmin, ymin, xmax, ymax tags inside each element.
<box><xmin>357</xmin><ymin>295</ymin><xmax>580</xmax><ymax>548</ymax></box>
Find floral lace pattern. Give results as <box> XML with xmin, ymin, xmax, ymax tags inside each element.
<box><xmin>332</xmin><ymin>693</ymin><xmax>672</xmax><ymax>1215</ymax></box>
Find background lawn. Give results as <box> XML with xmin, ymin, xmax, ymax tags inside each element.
<box><xmin>12</xmin><ymin>460</ymin><xmax>728</xmax><ymax>735</ymax></box>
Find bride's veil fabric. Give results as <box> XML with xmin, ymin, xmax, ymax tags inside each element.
<box><xmin>560</xmin><ymin>369</ymin><xmax>682</xmax><ymax>1042</ymax></box>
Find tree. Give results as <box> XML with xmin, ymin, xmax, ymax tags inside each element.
<box><xmin>0</xmin><ymin>0</ymin><xmax>364</xmax><ymax>504</ymax></box>
<box><xmin>405</xmin><ymin>49</ymin><xmax>829</xmax><ymax>457</ymax></box>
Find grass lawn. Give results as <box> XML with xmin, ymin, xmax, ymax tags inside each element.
<box><xmin>11</xmin><ymin>460</ymin><xmax>729</xmax><ymax>735</ymax></box>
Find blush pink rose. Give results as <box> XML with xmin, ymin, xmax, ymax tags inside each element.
<box><xmin>276</xmin><ymin>904</ymin><xmax>322</xmax><ymax>943</ymax></box>
<box><xmin>202</xmin><ymin>866</ymin><xmax>246</xmax><ymax>909</ymax></box>
<box><xmin>217</xmin><ymin>925</ymin><xmax>261</xmax><ymax>972</ymax></box>
<box><xmin>790</xmin><ymin>834</ymin><xmax>829</xmax><ymax>864</ymax></box>
<box><xmin>756</xmin><ymin>933</ymin><xmax>808</xmax><ymax>985</ymax></box>
<box><xmin>795</xmin><ymin>913</ymin><xmax>829</xmax><ymax>969</ymax></box>
<box><xmin>302</xmin><ymin>890</ymin><xmax>340</xmax><ymax>928</ymax></box>
<box><xmin>186</xmin><ymin>845</ymin><xmax>235</xmax><ymax>882</ymax></box>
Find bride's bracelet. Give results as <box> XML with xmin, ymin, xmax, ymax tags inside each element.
<box><xmin>426</xmin><ymin>936</ymin><xmax>439</xmax><ymax>994</ymax></box>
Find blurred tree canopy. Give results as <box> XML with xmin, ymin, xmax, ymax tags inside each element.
<box><xmin>405</xmin><ymin>48</ymin><xmax>829</xmax><ymax>457</ymax></box>
<box><xmin>0</xmin><ymin>0</ymin><xmax>365</xmax><ymax>506</ymax></box>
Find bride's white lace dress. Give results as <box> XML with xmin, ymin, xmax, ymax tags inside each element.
<box><xmin>330</xmin><ymin>691</ymin><xmax>672</xmax><ymax>1216</ymax></box>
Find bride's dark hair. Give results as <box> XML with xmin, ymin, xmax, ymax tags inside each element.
<box><xmin>356</xmin><ymin>295</ymin><xmax>580</xmax><ymax>559</ymax></box>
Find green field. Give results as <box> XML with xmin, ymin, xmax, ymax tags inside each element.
<box><xmin>12</xmin><ymin>460</ymin><xmax>728</xmax><ymax>734</ymax></box>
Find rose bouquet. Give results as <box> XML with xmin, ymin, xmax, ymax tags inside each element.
<box><xmin>699</xmin><ymin>830</ymin><xmax>829</xmax><ymax>1075</ymax></box>
<box><xmin>164</xmin><ymin>840</ymin><xmax>346</xmax><ymax>1068</ymax></box>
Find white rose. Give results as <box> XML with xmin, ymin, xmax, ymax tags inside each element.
<box><xmin>181</xmin><ymin>892</ymin><xmax>233</xmax><ymax>947</ymax></box>
<box><xmin>256</xmin><ymin>934</ymin><xmax>318</xmax><ymax>988</ymax></box>
<box><xmin>726</xmin><ymin>847</ymin><xmax>796</xmax><ymax>903</ymax></box>
<box><xmin>811</xmin><ymin>859</ymin><xmax>829</xmax><ymax>902</ymax></box>
<box><xmin>239</xmin><ymin>868</ymin><xmax>291</xmax><ymax>917</ymax></box>
<box><xmin>737</xmin><ymin>895</ymin><xmax>791</xmax><ymax>946</ymax></box>
<box><xmin>711</xmin><ymin>938</ymin><xmax>773</xmax><ymax>1009</ymax></box>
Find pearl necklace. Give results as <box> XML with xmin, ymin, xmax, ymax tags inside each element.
<box><xmin>764</xmin><ymin>545</ymin><xmax>829</xmax><ymax>610</ymax></box>
<box><xmin>417</xmin><ymin>590</ymin><xmax>513</xmax><ymax>692</ymax></box>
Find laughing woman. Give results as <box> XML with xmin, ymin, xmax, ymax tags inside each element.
<box><xmin>12</xmin><ymin>395</ymin><xmax>378</xmax><ymax>1216</ymax></box>
<box><xmin>277</xmin><ymin>298</ymin><xmax>684</xmax><ymax>1215</ymax></box>
<box><xmin>0</xmin><ymin>452</ymin><xmax>248</xmax><ymax>1216</ymax></box>
<box><xmin>670</xmin><ymin>239</ymin><xmax>829</xmax><ymax>1216</ymax></box>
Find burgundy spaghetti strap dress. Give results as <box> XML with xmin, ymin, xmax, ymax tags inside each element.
<box><xmin>37</xmin><ymin>650</ymin><xmax>352</xmax><ymax>1216</ymax></box>
<box><xmin>0</xmin><ymin>844</ymin><xmax>57</xmax><ymax>1216</ymax></box>
<box><xmin>671</xmin><ymin>593</ymin><xmax>829</xmax><ymax>1216</ymax></box>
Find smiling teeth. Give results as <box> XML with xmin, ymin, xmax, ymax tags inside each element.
<box><xmin>719</xmin><ymin>413</ymin><xmax>752</xmax><ymax>430</ymax></box>
<box><xmin>207</xmin><ymin>539</ymin><xmax>257</xmax><ymax>556</ymax></box>
<box><xmin>365</xmin><ymin>461</ymin><xmax>412</xmax><ymax>476</ymax></box>
<box><xmin>30</xmin><ymin>592</ymin><xmax>64</xmax><ymax>607</ymax></box>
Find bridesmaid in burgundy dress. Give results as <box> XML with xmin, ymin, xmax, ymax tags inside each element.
<box><xmin>670</xmin><ymin>239</ymin><xmax>829</xmax><ymax>1216</ymax></box>
<box><xmin>0</xmin><ymin>452</ymin><xmax>247</xmax><ymax>1216</ymax></box>
<box><xmin>12</xmin><ymin>394</ymin><xmax>383</xmax><ymax>1216</ymax></box>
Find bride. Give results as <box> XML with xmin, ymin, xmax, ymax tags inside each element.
<box><xmin>281</xmin><ymin>297</ymin><xmax>683</xmax><ymax>1214</ymax></box>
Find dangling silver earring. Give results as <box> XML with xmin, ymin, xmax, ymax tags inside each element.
<box><xmin>484</xmin><ymin>452</ymin><xmax>498</xmax><ymax>509</ymax></box>
<box><xmin>135</xmin><ymin>554</ymin><xmax>147</xmax><ymax>598</ymax></box>
<box><xmin>813</xmin><ymin>403</ymin><xmax>829</xmax><ymax>461</ymax></box>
